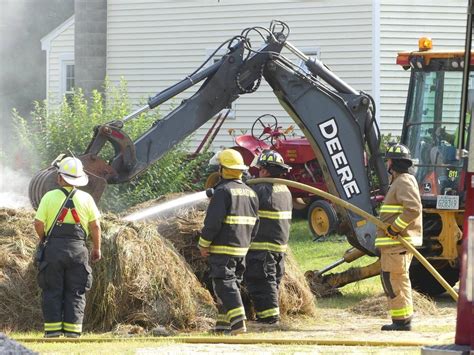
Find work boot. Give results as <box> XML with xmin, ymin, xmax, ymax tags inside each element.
<box><xmin>230</xmin><ymin>320</ymin><xmax>247</xmax><ymax>335</ymax></box>
<box><xmin>44</xmin><ymin>331</ymin><xmax>63</xmax><ymax>338</ymax></box>
<box><xmin>381</xmin><ymin>319</ymin><xmax>412</xmax><ymax>331</ymax></box>
<box><xmin>64</xmin><ymin>332</ymin><xmax>81</xmax><ymax>338</ymax></box>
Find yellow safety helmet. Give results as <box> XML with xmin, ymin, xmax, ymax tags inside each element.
<box><xmin>56</xmin><ymin>156</ymin><xmax>89</xmax><ymax>187</ymax></box>
<box><xmin>217</xmin><ymin>149</ymin><xmax>248</xmax><ymax>170</ymax></box>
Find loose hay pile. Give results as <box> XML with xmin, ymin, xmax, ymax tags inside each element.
<box><xmin>85</xmin><ymin>215</ymin><xmax>215</xmax><ymax>331</ymax></box>
<box><xmin>0</xmin><ymin>208</ymin><xmax>215</xmax><ymax>332</ymax></box>
<box><xmin>0</xmin><ymin>194</ymin><xmax>316</xmax><ymax>333</ymax></box>
<box><xmin>277</xmin><ymin>251</ymin><xmax>317</xmax><ymax>318</ymax></box>
<box><xmin>153</xmin><ymin>206</ymin><xmax>317</xmax><ymax>320</ymax></box>
<box><xmin>350</xmin><ymin>291</ymin><xmax>439</xmax><ymax>317</ymax></box>
<box><xmin>0</xmin><ymin>209</ymin><xmax>41</xmax><ymax>331</ymax></box>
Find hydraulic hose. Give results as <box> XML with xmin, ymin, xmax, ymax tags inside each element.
<box><xmin>247</xmin><ymin>178</ymin><xmax>459</xmax><ymax>302</ymax></box>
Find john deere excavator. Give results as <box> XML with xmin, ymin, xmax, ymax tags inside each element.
<box><xmin>29</xmin><ymin>21</ymin><xmax>464</xmax><ymax>295</ymax></box>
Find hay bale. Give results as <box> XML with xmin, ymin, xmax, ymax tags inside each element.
<box><xmin>0</xmin><ymin>208</ymin><xmax>215</xmax><ymax>332</ymax></box>
<box><xmin>152</xmin><ymin>206</ymin><xmax>317</xmax><ymax>320</ymax></box>
<box><xmin>350</xmin><ymin>291</ymin><xmax>439</xmax><ymax>317</ymax></box>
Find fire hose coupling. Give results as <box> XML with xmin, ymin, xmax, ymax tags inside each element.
<box><xmin>205</xmin><ymin>188</ymin><xmax>215</xmax><ymax>198</ymax></box>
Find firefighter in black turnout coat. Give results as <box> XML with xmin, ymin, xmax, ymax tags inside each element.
<box><xmin>199</xmin><ymin>149</ymin><xmax>259</xmax><ymax>335</ymax></box>
<box><xmin>245</xmin><ymin>150</ymin><xmax>292</xmax><ymax>325</ymax></box>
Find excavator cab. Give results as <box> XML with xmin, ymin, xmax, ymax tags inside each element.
<box><xmin>398</xmin><ymin>41</ymin><xmax>472</xmax><ymax>207</ymax></box>
<box><xmin>396</xmin><ymin>40</ymin><xmax>472</xmax><ymax>294</ymax></box>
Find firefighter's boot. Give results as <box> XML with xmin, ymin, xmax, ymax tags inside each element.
<box><xmin>381</xmin><ymin>319</ymin><xmax>412</xmax><ymax>331</ymax></box>
<box><xmin>44</xmin><ymin>331</ymin><xmax>63</xmax><ymax>338</ymax></box>
<box><xmin>230</xmin><ymin>320</ymin><xmax>247</xmax><ymax>335</ymax></box>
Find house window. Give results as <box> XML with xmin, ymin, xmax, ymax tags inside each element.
<box><xmin>64</xmin><ymin>63</ymin><xmax>75</xmax><ymax>102</ymax></box>
<box><xmin>60</xmin><ymin>53</ymin><xmax>75</xmax><ymax>104</ymax></box>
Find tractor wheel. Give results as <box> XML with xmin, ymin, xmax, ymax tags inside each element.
<box><xmin>204</xmin><ymin>171</ymin><xmax>221</xmax><ymax>189</ymax></box>
<box><xmin>410</xmin><ymin>260</ymin><xmax>459</xmax><ymax>296</ymax></box>
<box><xmin>307</xmin><ymin>200</ymin><xmax>337</xmax><ymax>239</ymax></box>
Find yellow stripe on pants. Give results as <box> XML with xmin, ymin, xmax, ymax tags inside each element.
<box><xmin>63</xmin><ymin>322</ymin><xmax>82</xmax><ymax>333</ymax></box>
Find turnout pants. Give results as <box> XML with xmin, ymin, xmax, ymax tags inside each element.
<box><xmin>209</xmin><ymin>254</ymin><xmax>246</xmax><ymax>330</ymax></box>
<box><xmin>245</xmin><ymin>250</ymin><xmax>284</xmax><ymax>322</ymax></box>
<box><xmin>380</xmin><ymin>245</ymin><xmax>414</xmax><ymax>321</ymax></box>
<box><xmin>37</xmin><ymin>238</ymin><xmax>92</xmax><ymax>333</ymax></box>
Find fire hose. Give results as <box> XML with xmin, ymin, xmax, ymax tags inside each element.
<box><xmin>247</xmin><ymin>178</ymin><xmax>459</xmax><ymax>302</ymax></box>
<box><xmin>14</xmin><ymin>335</ymin><xmax>442</xmax><ymax>347</ymax></box>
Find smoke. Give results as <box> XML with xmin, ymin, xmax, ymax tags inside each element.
<box><xmin>0</xmin><ymin>0</ymin><xmax>74</xmax><ymax>155</ymax></box>
<box><xmin>0</xmin><ymin>0</ymin><xmax>73</xmax><ymax>210</ymax></box>
<box><xmin>0</xmin><ymin>165</ymin><xmax>31</xmax><ymax>209</ymax></box>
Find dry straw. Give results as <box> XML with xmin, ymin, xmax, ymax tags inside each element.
<box><xmin>350</xmin><ymin>291</ymin><xmax>441</xmax><ymax>317</ymax></box>
<box><xmin>0</xmin><ymin>208</ymin><xmax>215</xmax><ymax>332</ymax></box>
<box><xmin>150</xmin><ymin>203</ymin><xmax>317</xmax><ymax>320</ymax></box>
<box><xmin>0</xmin><ymin>195</ymin><xmax>316</xmax><ymax>332</ymax></box>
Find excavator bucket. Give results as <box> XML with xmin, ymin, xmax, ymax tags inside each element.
<box><xmin>28</xmin><ymin>154</ymin><xmax>112</xmax><ymax>210</ymax></box>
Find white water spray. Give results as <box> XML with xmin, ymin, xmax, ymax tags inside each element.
<box><xmin>123</xmin><ymin>191</ymin><xmax>208</xmax><ymax>222</ymax></box>
<box><xmin>0</xmin><ymin>165</ymin><xmax>31</xmax><ymax>209</ymax></box>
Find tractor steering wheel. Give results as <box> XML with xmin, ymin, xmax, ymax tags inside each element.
<box><xmin>251</xmin><ymin>114</ymin><xmax>284</xmax><ymax>146</ymax></box>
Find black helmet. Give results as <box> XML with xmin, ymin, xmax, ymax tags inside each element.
<box><xmin>252</xmin><ymin>149</ymin><xmax>291</xmax><ymax>171</ymax></box>
<box><xmin>385</xmin><ymin>144</ymin><xmax>413</xmax><ymax>167</ymax></box>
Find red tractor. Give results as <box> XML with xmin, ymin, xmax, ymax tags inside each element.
<box><xmin>206</xmin><ymin>114</ymin><xmax>339</xmax><ymax>239</ymax></box>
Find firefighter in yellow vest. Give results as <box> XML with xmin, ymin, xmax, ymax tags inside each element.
<box><xmin>198</xmin><ymin>149</ymin><xmax>259</xmax><ymax>335</ymax></box>
<box><xmin>376</xmin><ymin>144</ymin><xmax>422</xmax><ymax>331</ymax></box>
<box><xmin>34</xmin><ymin>156</ymin><xmax>101</xmax><ymax>338</ymax></box>
<box><xmin>244</xmin><ymin>150</ymin><xmax>292</xmax><ymax>326</ymax></box>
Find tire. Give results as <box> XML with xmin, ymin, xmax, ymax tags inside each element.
<box><xmin>409</xmin><ymin>260</ymin><xmax>459</xmax><ymax>296</ymax></box>
<box><xmin>307</xmin><ymin>200</ymin><xmax>338</xmax><ymax>239</ymax></box>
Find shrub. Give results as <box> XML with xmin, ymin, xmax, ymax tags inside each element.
<box><xmin>13</xmin><ymin>79</ymin><xmax>211</xmax><ymax>212</ymax></box>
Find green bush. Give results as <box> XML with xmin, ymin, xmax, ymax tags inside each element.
<box><xmin>13</xmin><ymin>79</ymin><xmax>212</xmax><ymax>212</ymax></box>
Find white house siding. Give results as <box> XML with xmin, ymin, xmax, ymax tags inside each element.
<box><xmin>106</xmin><ymin>0</ymin><xmax>374</xmax><ymax>150</ymax></box>
<box><xmin>379</xmin><ymin>0</ymin><xmax>468</xmax><ymax>137</ymax></box>
<box><xmin>45</xmin><ymin>20</ymin><xmax>75</xmax><ymax>106</ymax></box>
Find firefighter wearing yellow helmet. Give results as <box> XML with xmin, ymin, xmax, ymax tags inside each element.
<box><xmin>376</xmin><ymin>144</ymin><xmax>422</xmax><ymax>331</ymax></box>
<box><xmin>198</xmin><ymin>149</ymin><xmax>259</xmax><ymax>334</ymax></box>
<box><xmin>34</xmin><ymin>155</ymin><xmax>102</xmax><ymax>338</ymax></box>
<box><xmin>244</xmin><ymin>149</ymin><xmax>292</xmax><ymax>326</ymax></box>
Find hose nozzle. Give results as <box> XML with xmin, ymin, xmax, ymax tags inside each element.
<box><xmin>205</xmin><ymin>188</ymin><xmax>215</xmax><ymax>198</ymax></box>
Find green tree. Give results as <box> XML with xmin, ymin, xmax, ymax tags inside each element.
<box><xmin>13</xmin><ymin>79</ymin><xmax>211</xmax><ymax>212</ymax></box>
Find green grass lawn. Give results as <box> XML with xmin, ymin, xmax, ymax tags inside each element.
<box><xmin>289</xmin><ymin>218</ymin><xmax>383</xmax><ymax>308</ymax></box>
<box><xmin>13</xmin><ymin>339</ymin><xmax>421</xmax><ymax>355</ymax></box>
